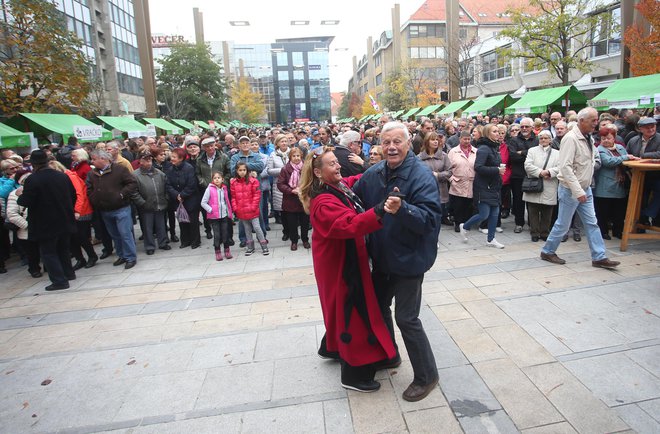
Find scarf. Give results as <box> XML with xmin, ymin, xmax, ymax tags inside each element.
<box><xmin>288</xmin><ymin>161</ymin><xmax>303</xmax><ymax>189</ymax></box>
<box><xmin>275</xmin><ymin>148</ymin><xmax>289</xmax><ymax>165</ymax></box>
<box><xmin>606</xmin><ymin>146</ymin><xmax>627</xmax><ymax>185</ymax></box>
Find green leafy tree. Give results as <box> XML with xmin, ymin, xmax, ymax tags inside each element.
<box><xmin>497</xmin><ymin>0</ymin><xmax>616</xmax><ymax>85</ymax></box>
<box><xmin>0</xmin><ymin>0</ymin><xmax>94</xmax><ymax>116</ymax></box>
<box><xmin>231</xmin><ymin>78</ymin><xmax>265</xmax><ymax>124</ymax></box>
<box><xmin>156</xmin><ymin>43</ymin><xmax>228</xmax><ymax>120</ymax></box>
<box><xmin>380</xmin><ymin>70</ymin><xmax>414</xmax><ymax>111</ymax></box>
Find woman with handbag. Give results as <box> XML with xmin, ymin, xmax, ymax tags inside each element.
<box><xmin>523</xmin><ymin>130</ymin><xmax>560</xmax><ymax>242</ymax></box>
<box><xmin>165</xmin><ymin>148</ymin><xmax>201</xmax><ymax>249</ymax></box>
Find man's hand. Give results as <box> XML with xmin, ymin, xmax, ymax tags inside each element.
<box><xmin>348</xmin><ymin>153</ymin><xmax>364</xmax><ymax>166</ymax></box>
<box><xmin>14</xmin><ymin>186</ymin><xmax>23</xmax><ymax>196</ymax></box>
<box><xmin>577</xmin><ymin>195</ymin><xmax>587</xmax><ymax>203</ymax></box>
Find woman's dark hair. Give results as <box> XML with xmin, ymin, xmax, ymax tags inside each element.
<box><xmin>234</xmin><ymin>161</ymin><xmax>249</xmax><ymax>182</ymax></box>
<box><xmin>171</xmin><ymin>148</ymin><xmax>187</xmax><ymax>160</ymax></box>
<box><xmin>421</xmin><ymin>132</ymin><xmax>439</xmax><ymax>155</ymax></box>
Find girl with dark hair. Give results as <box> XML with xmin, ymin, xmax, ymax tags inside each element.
<box><xmin>231</xmin><ymin>162</ymin><xmax>268</xmax><ymax>256</ymax></box>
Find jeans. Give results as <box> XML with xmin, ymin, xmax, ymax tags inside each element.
<box><xmin>40</xmin><ymin>235</ymin><xmax>74</xmax><ymax>286</ymax></box>
<box><xmin>140</xmin><ymin>210</ymin><xmax>169</xmax><ymax>251</ymax></box>
<box><xmin>101</xmin><ymin>206</ymin><xmax>137</xmax><ymax>262</ymax></box>
<box><xmin>260</xmin><ymin>189</ymin><xmax>271</xmax><ymax>230</ymax></box>
<box><xmin>372</xmin><ymin>271</ymin><xmax>437</xmax><ymax>386</ymax></box>
<box><xmin>209</xmin><ymin>217</ymin><xmax>231</xmax><ymax>249</ymax></box>
<box><xmin>542</xmin><ymin>186</ymin><xmax>607</xmax><ymax>261</ymax></box>
<box><xmin>463</xmin><ymin>202</ymin><xmax>500</xmax><ymax>242</ymax></box>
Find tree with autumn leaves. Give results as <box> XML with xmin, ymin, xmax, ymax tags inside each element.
<box><xmin>230</xmin><ymin>78</ymin><xmax>266</xmax><ymax>124</ymax></box>
<box><xmin>0</xmin><ymin>0</ymin><xmax>95</xmax><ymax>116</ymax></box>
<box><xmin>624</xmin><ymin>0</ymin><xmax>659</xmax><ymax>76</ymax></box>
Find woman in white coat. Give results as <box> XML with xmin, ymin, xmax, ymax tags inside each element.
<box><xmin>523</xmin><ymin>130</ymin><xmax>560</xmax><ymax>242</ymax></box>
<box><xmin>267</xmin><ymin>134</ymin><xmax>291</xmax><ymax>241</ymax></box>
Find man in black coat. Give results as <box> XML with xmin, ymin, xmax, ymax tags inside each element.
<box><xmin>17</xmin><ymin>150</ymin><xmax>77</xmax><ymax>291</ymax></box>
<box><xmin>333</xmin><ymin>130</ymin><xmax>367</xmax><ymax>178</ymax></box>
<box><xmin>507</xmin><ymin>117</ymin><xmax>539</xmax><ymax>232</ymax></box>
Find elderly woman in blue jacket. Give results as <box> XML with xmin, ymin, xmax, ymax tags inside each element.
<box><xmin>594</xmin><ymin>125</ymin><xmax>640</xmax><ymax>239</ymax></box>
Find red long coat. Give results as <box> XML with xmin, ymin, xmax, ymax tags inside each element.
<box><xmin>310</xmin><ymin>180</ymin><xmax>396</xmax><ymax>366</ymax></box>
<box><xmin>230</xmin><ymin>176</ymin><xmax>261</xmax><ymax>220</ymax></box>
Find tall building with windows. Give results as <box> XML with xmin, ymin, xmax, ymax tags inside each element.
<box><xmin>50</xmin><ymin>0</ymin><xmax>153</xmax><ymax>115</ymax></box>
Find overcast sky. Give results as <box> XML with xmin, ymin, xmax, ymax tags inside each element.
<box><xmin>149</xmin><ymin>0</ymin><xmax>420</xmax><ymax>93</ymax></box>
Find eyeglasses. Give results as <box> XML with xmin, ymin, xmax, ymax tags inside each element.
<box><xmin>520</xmin><ymin>125</ymin><xmax>532</xmax><ymax>128</ymax></box>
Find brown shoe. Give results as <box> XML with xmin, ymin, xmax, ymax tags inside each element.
<box><xmin>290</xmin><ymin>243</ymin><xmax>298</xmax><ymax>251</ymax></box>
<box><xmin>402</xmin><ymin>378</ymin><xmax>439</xmax><ymax>402</ymax></box>
<box><xmin>540</xmin><ymin>252</ymin><xmax>566</xmax><ymax>265</ymax></box>
<box><xmin>592</xmin><ymin>258</ymin><xmax>620</xmax><ymax>269</ymax></box>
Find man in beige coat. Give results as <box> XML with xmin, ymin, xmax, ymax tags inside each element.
<box><xmin>540</xmin><ymin>107</ymin><xmax>619</xmax><ymax>269</ymax></box>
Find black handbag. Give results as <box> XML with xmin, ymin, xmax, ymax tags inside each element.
<box><xmin>522</xmin><ymin>149</ymin><xmax>552</xmax><ymax>193</ymax></box>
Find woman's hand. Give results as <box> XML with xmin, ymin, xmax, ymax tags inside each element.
<box><xmin>177</xmin><ymin>194</ymin><xmax>183</xmax><ymax>203</ymax></box>
<box><xmin>627</xmin><ymin>155</ymin><xmax>641</xmax><ymax>161</ymax></box>
<box><xmin>348</xmin><ymin>153</ymin><xmax>364</xmax><ymax>166</ymax></box>
<box><xmin>14</xmin><ymin>186</ymin><xmax>23</xmax><ymax>196</ymax></box>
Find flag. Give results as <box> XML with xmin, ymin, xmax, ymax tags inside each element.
<box><xmin>368</xmin><ymin>94</ymin><xmax>380</xmax><ymax>111</ymax></box>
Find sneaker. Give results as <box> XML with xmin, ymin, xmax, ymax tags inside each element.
<box><xmin>479</xmin><ymin>228</ymin><xmax>488</xmax><ymax>234</ymax></box>
<box><xmin>514</xmin><ymin>226</ymin><xmax>523</xmax><ymax>233</ymax></box>
<box><xmin>459</xmin><ymin>223</ymin><xmax>468</xmax><ymax>242</ymax></box>
<box><xmin>261</xmin><ymin>242</ymin><xmax>269</xmax><ymax>256</ymax></box>
<box><xmin>495</xmin><ymin>227</ymin><xmax>503</xmax><ymax>233</ymax></box>
<box><xmin>486</xmin><ymin>239</ymin><xmax>505</xmax><ymax>249</ymax></box>
<box><xmin>245</xmin><ymin>246</ymin><xmax>255</xmax><ymax>256</ymax></box>
<box><xmin>341</xmin><ymin>380</ymin><xmax>381</xmax><ymax>393</ymax></box>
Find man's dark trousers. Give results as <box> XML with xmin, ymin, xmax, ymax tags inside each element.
<box><xmin>40</xmin><ymin>235</ymin><xmax>74</xmax><ymax>286</ymax></box>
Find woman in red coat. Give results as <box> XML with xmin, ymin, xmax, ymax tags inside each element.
<box><xmin>299</xmin><ymin>147</ymin><xmax>401</xmax><ymax>392</ymax></box>
<box><xmin>71</xmin><ymin>149</ymin><xmax>92</xmax><ymax>181</ymax></box>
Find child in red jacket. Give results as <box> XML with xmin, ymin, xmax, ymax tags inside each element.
<box><xmin>230</xmin><ymin>162</ymin><xmax>268</xmax><ymax>256</ymax></box>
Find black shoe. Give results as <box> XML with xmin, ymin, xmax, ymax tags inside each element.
<box><xmin>602</xmin><ymin>233</ymin><xmax>611</xmax><ymax>240</ymax></box>
<box><xmin>170</xmin><ymin>234</ymin><xmax>179</xmax><ymax>242</ymax></box>
<box><xmin>441</xmin><ymin>217</ymin><xmax>453</xmax><ymax>226</ymax></box>
<box><xmin>45</xmin><ymin>283</ymin><xmax>69</xmax><ymax>291</ymax></box>
<box><xmin>146</xmin><ymin>249</ymin><xmax>155</xmax><ymax>255</ymax></box>
<box><xmin>531</xmin><ymin>236</ymin><xmax>540</xmax><ymax>242</ymax></box>
<box><xmin>138</xmin><ymin>235</ymin><xmax>144</xmax><ymax>241</ymax></box>
<box><xmin>228</xmin><ymin>239</ymin><xmax>235</xmax><ymax>246</ymax></box>
<box><xmin>124</xmin><ymin>261</ymin><xmax>136</xmax><ymax>269</ymax></box>
<box><xmin>454</xmin><ymin>224</ymin><xmax>460</xmax><ymax>233</ymax></box>
<box><xmin>191</xmin><ymin>243</ymin><xmax>201</xmax><ymax>249</ymax></box>
<box><xmin>179</xmin><ymin>243</ymin><xmax>191</xmax><ymax>249</ymax></box>
<box><xmin>30</xmin><ymin>270</ymin><xmax>42</xmax><ymax>278</ymax></box>
<box><xmin>0</xmin><ymin>266</ymin><xmax>6</xmax><ymax>274</ymax></box>
<box><xmin>341</xmin><ymin>380</ymin><xmax>381</xmax><ymax>393</ymax></box>
<box><xmin>501</xmin><ymin>210</ymin><xmax>510</xmax><ymax>219</ymax></box>
<box><xmin>160</xmin><ymin>245</ymin><xmax>172</xmax><ymax>250</ymax></box>
<box><xmin>318</xmin><ymin>348</ymin><xmax>340</xmax><ymax>360</ymax></box>
<box><xmin>113</xmin><ymin>258</ymin><xmax>127</xmax><ymax>266</ymax></box>
<box><xmin>66</xmin><ymin>273</ymin><xmax>76</xmax><ymax>281</ymax></box>
<box><xmin>239</xmin><ymin>241</ymin><xmax>247</xmax><ymax>248</ymax></box>
<box><xmin>206</xmin><ymin>232</ymin><xmax>213</xmax><ymax>239</ymax></box>
<box><xmin>282</xmin><ymin>234</ymin><xmax>289</xmax><ymax>241</ymax></box>
<box><xmin>72</xmin><ymin>260</ymin><xmax>86</xmax><ymax>271</ymax></box>
<box><xmin>99</xmin><ymin>251</ymin><xmax>112</xmax><ymax>260</ymax></box>
<box><xmin>84</xmin><ymin>257</ymin><xmax>98</xmax><ymax>268</ymax></box>
<box><xmin>561</xmin><ymin>234</ymin><xmax>569</xmax><ymax>242</ymax></box>
<box><xmin>374</xmin><ymin>355</ymin><xmax>402</xmax><ymax>370</ymax></box>
<box><xmin>573</xmin><ymin>233</ymin><xmax>581</xmax><ymax>242</ymax></box>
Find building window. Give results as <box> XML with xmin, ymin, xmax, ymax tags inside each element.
<box><xmin>460</xmin><ymin>60</ymin><xmax>474</xmax><ymax>87</ymax></box>
<box><xmin>481</xmin><ymin>47</ymin><xmax>511</xmax><ymax>82</ymax></box>
<box><xmin>376</xmin><ymin>73</ymin><xmax>382</xmax><ymax>85</ymax></box>
<box><xmin>409</xmin><ymin>46</ymin><xmax>446</xmax><ymax>59</ymax></box>
<box><xmin>116</xmin><ymin>72</ymin><xmax>143</xmax><ymax>95</ymax></box>
<box><xmin>409</xmin><ymin>24</ymin><xmax>446</xmax><ymax>39</ymax></box>
<box><xmin>459</xmin><ymin>28</ymin><xmax>468</xmax><ymax>39</ymax></box>
<box><xmin>590</xmin><ymin>7</ymin><xmax>621</xmax><ymax>58</ymax></box>
<box><xmin>374</xmin><ymin>53</ymin><xmax>381</xmax><ymax>67</ymax></box>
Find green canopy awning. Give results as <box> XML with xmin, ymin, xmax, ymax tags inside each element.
<box><xmin>400</xmin><ymin>107</ymin><xmax>422</xmax><ymax>119</ymax></box>
<box><xmin>193</xmin><ymin>120</ymin><xmax>212</xmax><ymax>130</ymax></box>
<box><xmin>0</xmin><ymin>123</ymin><xmax>31</xmax><ymax>148</ymax></box>
<box><xmin>171</xmin><ymin>119</ymin><xmax>195</xmax><ymax>131</ymax></box>
<box><xmin>505</xmin><ymin>85</ymin><xmax>587</xmax><ymax>114</ymax></box>
<box><xmin>358</xmin><ymin>114</ymin><xmax>370</xmax><ymax>122</ymax></box>
<box><xmin>372</xmin><ymin>113</ymin><xmax>383</xmax><ymax>120</ymax></box>
<box><xmin>416</xmin><ymin>104</ymin><xmax>444</xmax><ymax>117</ymax></box>
<box><xmin>438</xmin><ymin>100</ymin><xmax>473</xmax><ymax>115</ymax></box>
<box><xmin>97</xmin><ymin>116</ymin><xmax>153</xmax><ymax>137</ymax></box>
<box><xmin>7</xmin><ymin>113</ymin><xmax>112</xmax><ymax>143</ymax></box>
<box><xmin>391</xmin><ymin>110</ymin><xmax>405</xmax><ymax>119</ymax></box>
<box><xmin>465</xmin><ymin>95</ymin><xmax>516</xmax><ymax>116</ymax></box>
<box><xmin>142</xmin><ymin>118</ymin><xmax>182</xmax><ymax>135</ymax></box>
<box><xmin>588</xmin><ymin>73</ymin><xmax>660</xmax><ymax>110</ymax></box>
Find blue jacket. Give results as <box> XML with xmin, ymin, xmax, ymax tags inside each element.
<box><xmin>353</xmin><ymin>151</ymin><xmax>441</xmax><ymax>277</ymax></box>
<box><xmin>230</xmin><ymin>151</ymin><xmax>265</xmax><ymax>176</ymax></box>
<box><xmin>594</xmin><ymin>144</ymin><xmax>630</xmax><ymax>199</ymax></box>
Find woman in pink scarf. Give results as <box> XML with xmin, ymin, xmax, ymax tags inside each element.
<box><xmin>276</xmin><ymin>147</ymin><xmax>310</xmax><ymax>250</ymax></box>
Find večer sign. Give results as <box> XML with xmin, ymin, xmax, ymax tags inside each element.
<box><xmin>151</xmin><ymin>35</ymin><xmax>186</xmax><ymax>48</ymax></box>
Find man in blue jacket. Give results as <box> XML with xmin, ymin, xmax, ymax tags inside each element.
<box><xmin>353</xmin><ymin>121</ymin><xmax>442</xmax><ymax>402</ymax></box>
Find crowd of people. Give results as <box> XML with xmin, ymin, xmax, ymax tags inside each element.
<box><xmin>0</xmin><ymin>106</ymin><xmax>657</xmax><ymax>398</ymax></box>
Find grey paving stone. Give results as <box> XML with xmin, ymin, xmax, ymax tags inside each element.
<box><xmin>186</xmin><ymin>293</ymin><xmax>243</xmax><ymax>310</ymax></box>
<box><xmin>271</xmin><ymin>355</ymin><xmax>343</xmax><ymax>400</ymax></box>
<box><xmin>194</xmin><ymin>361</ymin><xmax>274</xmax><ymax>409</ymax></box>
<box><xmin>0</xmin><ymin>314</ymin><xmax>47</xmax><ymax>331</ymax></box>
<box><xmin>457</xmin><ymin>409</ymin><xmax>520</xmax><ymax>434</ymax></box>
<box><xmin>240</xmin><ymin>287</ymin><xmax>292</xmax><ymax>303</ymax></box>
<box><xmin>290</xmin><ymin>284</ymin><xmax>319</xmax><ymax>298</ymax></box>
<box><xmin>113</xmin><ymin>370</ymin><xmax>206</xmax><ymax>421</ymax></box>
<box><xmin>521</xmin><ymin>422</ymin><xmax>577</xmax><ymax>434</ymax></box>
<box><xmin>497</xmin><ymin>296</ymin><xmax>570</xmax><ymax>325</ymax></box>
<box><xmin>36</xmin><ymin>309</ymin><xmax>100</xmax><ymax>326</ymax></box>
<box><xmin>241</xmin><ymin>401</ymin><xmax>325</xmax><ymax>434</ymax></box>
<box><xmin>94</xmin><ymin>304</ymin><xmax>147</xmax><ymax>319</ymax></box>
<box><xmin>419</xmin><ymin>304</ymin><xmax>443</xmax><ymax>331</ymax></box>
<box><xmin>437</xmin><ymin>365</ymin><xmax>501</xmax><ymax>417</ymax></box>
<box><xmin>601</xmin><ymin>307</ymin><xmax>660</xmax><ymax>342</ymax></box>
<box><xmin>449</xmin><ymin>263</ymin><xmax>502</xmax><ymax>279</ymax></box>
<box><xmin>254</xmin><ymin>325</ymin><xmax>317</xmax><ymax>361</ymax></box>
<box><xmin>615</xmin><ymin>403</ymin><xmax>660</xmax><ymax>434</ymax></box>
<box><xmin>539</xmin><ymin>315</ymin><xmax>627</xmax><ymax>352</ymax></box>
<box><xmin>0</xmin><ymin>388</ymin><xmax>65</xmax><ymax>433</ymax></box>
<box><xmin>139</xmin><ymin>299</ymin><xmax>191</xmax><ymax>315</ymax></box>
<box><xmin>187</xmin><ymin>333</ymin><xmax>257</xmax><ymax>370</ymax></box>
<box><xmin>426</xmin><ymin>328</ymin><xmax>469</xmax><ymax>369</ymax></box>
<box><xmin>638</xmin><ymin>398</ymin><xmax>660</xmax><ymax>423</ymax></box>
<box><xmin>496</xmin><ymin>258</ymin><xmax>553</xmax><ymax>272</ymax></box>
<box><xmin>121</xmin><ymin>412</ymin><xmax>243</xmax><ymax>434</ymax></box>
<box><xmin>564</xmin><ymin>352</ymin><xmax>660</xmax><ymax>406</ymax></box>
<box><xmin>516</xmin><ymin>322</ymin><xmax>573</xmax><ymax>357</ymax></box>
<box><xmin>404</xmin><ymin>406</ymin><xmax>463</xmax><ymax>434</ymax></box>
<box><xmin>424</xmin><ymin>270</ymin><xmax>453</xmax><ymax>281</ymax></box>
<box><xmin>323</xmin><ymin>398</ymin><xmax>353</xmax><ymax>434</ymax></box>
<box><xmin>544</xmin><ymin>289</ymin><xmax>618</xmax><ymax>316</ymax></box>
<box><xmin>0</xmin><ymin>355</ymin><xmax>76</xmax><ymax>393</ymax></box>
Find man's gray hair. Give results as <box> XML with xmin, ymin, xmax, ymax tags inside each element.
<box><xmin>380</xmin><ymin>122</ymin><xmax>410</xmax><ymax>141</ymax></box>
<box><xmin>339</xmin><ymin>130</ymin><xmax>361</xmax><ymax>147</ymax></box>
<box><xmin>555</xmin><ymin>120</ymin><xmax>567</xmax><ymax>128</ymax></box>
<box><xmin>537</xmin><ymin>130</ymin><xmax>552</xmax><ymax>139</ymax></box>
<box><xmin>520</xmin><ymin>117</ymin><xmax>533</xmax><ymax>126</ymax></box>
<box><xmin>105</xmin><ymin>140</ymin><xmax>120</xmax><ymax>150</ymax></box>
<box><xmin>577</xmin><ymin>107</ymin><xmax>597</xmax><ymax>121</ymax></box>
<box><xmin>90</xmin><ymin>150</ymin><xmax>112</xmax><ymax>161</ymax></box>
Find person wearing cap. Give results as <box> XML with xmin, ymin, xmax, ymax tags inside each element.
<box><xmin>310</xmin><ymin>130</ymin><xmax>322</xmax><ymax>150</ymax></box>
<box><xmin>131</xmin><ymin>151</ymin><xmax>171</xmax><ymax>255</ymax></box>
<box><xmin>626</xmin><ymin>117</ymin><xmax>660</xmax><ymax>225</ymax></box>
<box><xmin>258</xmin><ymin>133</ymin><xmax>274</xmax><ymax>156</ymax></box>
<box><xmin>230</xmin><ymin>136</ymin><xmax>265</xmax><ymax>177</ymax></box>
<box><xmin>196</xmin><ymin>137</ymin><xmax>231</xmax><ymax>239</ymax></box>
<box><xmin>16</xmin><ymin>150</ymin><xmax>77</xmax><ymax>291</ymax></box>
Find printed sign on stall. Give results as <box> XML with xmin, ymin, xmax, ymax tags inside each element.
<box><xmin>73</xmin><ymin>125</ymin><xmax>103</xmax><ymax>141</ymax></box>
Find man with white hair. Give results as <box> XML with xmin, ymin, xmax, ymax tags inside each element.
<box><xmin>105</xmin><ymin>140</ymin><xmax>133</xmax><ymax>172</ymax></box>
<box><xmin>508</xmin><ymin>117</ymin><xmax>539</xmax><ymax>232</ymax></box>
<box><xmin>541</xmin><ymin>107</ymin><xmax>619</xmax><ymax>269</ymax></box>
<box><xmin>334</xmin><ymin>129</ymin><xmax>367</xmax><ymax>177</ymax></box>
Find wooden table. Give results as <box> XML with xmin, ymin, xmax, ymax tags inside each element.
<box><xmin>620</xmin><ymin>159</ymin><xmax>660</xmax><ymax>251</ymax></box>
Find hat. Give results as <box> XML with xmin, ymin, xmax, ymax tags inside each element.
<box><xmin>139</xmin><ymin>150</ymin><xmax>152</xmax><ymax>159</ymax></box>
<box><xmin>312</xmin><ymin>130</ymin><xmax>319</xmax><ymax>136</ymax></box>
<box><xmin>30</xmin><ymin>149</ymin><xmax>49</xmax><ymax>165</ymax></box>
<box><xmin>258</xmin><ymin>133</ymin><xmax>267</xmax><ymax>138</ymax></box>
<box><xmin>201</xmin><ymin>137</ymin><xmax>216</xmax><ymax>147</ymax></box>
<box><xmin>638</xmin><ymin>117</ymin><xmax>656</xmax><ymax>127</ymax></box>
<box><xmin>238</xmin><ymin>135</ymin><xmax>250</xmax><ymax>142</ymax></box>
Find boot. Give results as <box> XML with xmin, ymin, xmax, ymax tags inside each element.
<box><xmin>261</xmin><ymin>241</ymin><xmax>269</xmax><ymax>255</ymax></box>
<box><xmin>245</xmin><ymin>241</ymin><xmax>255</xmax><ymax>256</ymax></box>
<box><xmin>224</xmin><ymin>247</ymin><xmax>233</xmax><ymax>259</ymax></box>
<box><xmin>215</xmin><ymin>248</ymin><xmax>223</xmax><ymax>261</ymax></box>
<box><xmin>72</xmin><ymin>259</ymin><xmax>87</xmax><ymax>271</ymax></box>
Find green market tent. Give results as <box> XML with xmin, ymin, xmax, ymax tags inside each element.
<box><xmin>505</xmin><ymin>85</ymin><xmax>586</xmax><ymax>114</ymax></box>
<box><xmin>400</xmin><ymin>107</ymin><xmax>422</xmax><ymax>119</ymax></box>
<box><xmin>357</xmin><ymin>114</ymin><xmax>370</xmax><ymax>122</ymax></box>
<box><xmin>0</xmin><ymin>123</ymin><xmax>31</xmax><ymax>148</ymax></box>
<box><xmin>142</xmin><ymin>118</ymin><xmax>182</xmax><ymax>135</ymax></box>
<box><xmin>171</xmin><ymin>119</ymin><xmax>195</xmax><ymax>131</ymax></box>
<box><xmin>7</xmin><ymin>113</ymin><xmax>112</xmax><ymax>143</ymax></box>
<box><xmin>391</xmin><ymin>110</ymin><xmax>405</xmax><ymax>119</ymax></box>
<box><xmin>193</xmin><ymin>120</ymin><xmax>212</xmax><ymax>130</ymax></box>
<box><xmin>588</xmin><ymin>73</ymin><xmax>660</xmax><ymax>111</ymax></box>
<box><xmin>465</xmin><ymin>95</ymin><xmax>516</xmax><ymax>116</ymax></box>
<box><xmin>372</xmin><ymin>113</ymin><xmax>383</xmax><ymax>120</ymax></box>
<box><xmin>438</xmin><ymin>100</ymin><xmax>473</xmax><ymax>115</ymax></box>
<box><xmin>96</xmin><ymin>116</ymin><xmax>152</xmax><ymax>137</ymax></box>
<box><xmin>416</xmin><ymin>104</ymin><xmax>444</xmax><ymax>117</ymax></box>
